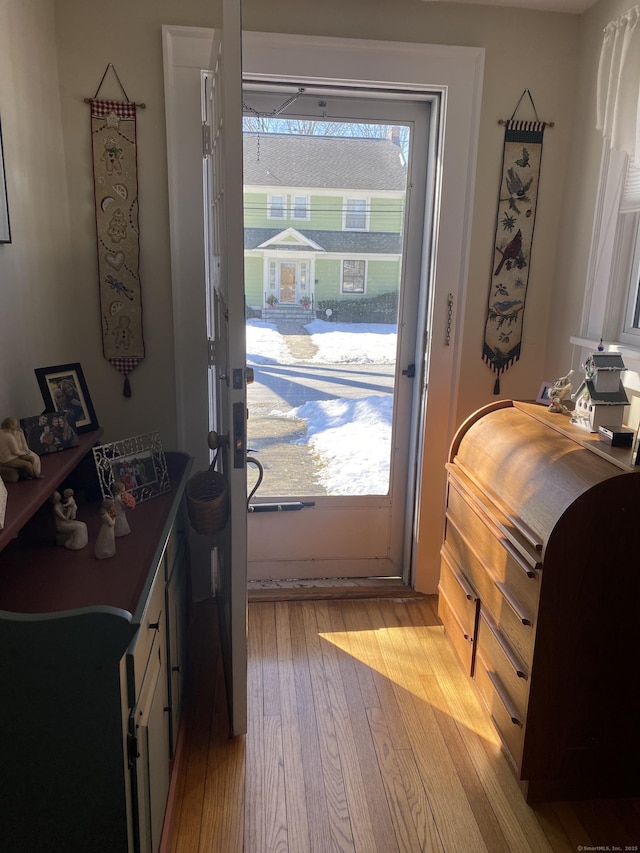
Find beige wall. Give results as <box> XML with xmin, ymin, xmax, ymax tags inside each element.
<box><xmin>0</xmin><ymin>0</ymin><xmax>626</xmax><ymax>569</ymax></box>
<box><xmin>0</xmin><ymin>0</ymin><xmax>75</xmax><ymax>420</ymax></box>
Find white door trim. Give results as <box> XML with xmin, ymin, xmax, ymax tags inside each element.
<box><xmin>163</xmin><ymin>25</ymin><xmax>484</xmax><ymax>593</ymax></box>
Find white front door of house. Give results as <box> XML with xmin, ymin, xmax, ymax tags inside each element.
<box><xmin>203</xmin><ymin>0</ymin><xmax>247</xmax><ymax>736</ymax></box>
<box><xmin>244</xmin><ymin>89</ymin><xmax>432</xmax><ymax>581</ymax></box>
<box><xmin>279</xmin><ymin>262</ymin><xmax>296</xmax><ymax>303</ymax></box>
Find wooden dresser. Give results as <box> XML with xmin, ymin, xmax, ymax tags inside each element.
<box><xmin>0</xmin><ymin>437</ymin><xmax>192</xmax><ymax>852</ymax></box>
<box><xmin>438</xmin><ymin>399</ymin><xmax>640</xmax><ymax>802</ymax></box>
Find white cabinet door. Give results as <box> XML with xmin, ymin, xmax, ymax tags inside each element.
<box><xmin>132</xmin><ymin>638</ymin><xmax>170</xmax><ymax>853</ymax></box>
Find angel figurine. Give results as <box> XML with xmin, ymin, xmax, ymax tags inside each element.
<box><xmin>95</xmin><ymin>498</ymin><xmax>117</xmax><ymax>560</ymax></box>
<box><xmin>113</xmin><ymin>481</ymin><xmax>133</xmax><ymax>537</ymax></box>
<box><xmin>548</xmin><ymin>369</ymin><xmax>574</xmax><ymax>414</ymax></box>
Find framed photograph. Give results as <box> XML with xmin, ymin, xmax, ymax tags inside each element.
<box><xmin>0</xmin><ymin>118</ymin><xmax>10</xmax><ymax>244</ymax></box>
<box><xmin>20</xmin><ymin>412</ymin><xmax>79</xmax><ymax>455</ymax></box>
<box><xmin>92</xmin><ymin>432</ymin><xmax>170</xmax><ymax>504</ymax></box>
<box><xmin>35</xmin><ymin>363</ymin><xmax>98</xmax><ymax>434</ymax></box>
<box><xmin>536</xmin><ymin>381</ymin><xmax>553</xmax><ymax>405</ymax></box>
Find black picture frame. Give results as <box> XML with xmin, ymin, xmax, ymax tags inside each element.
<box><xmin>0</xmin><ymin>117</ymin><xmax>10</xmax><ymax>244</ymax></box>
<box><xmin>34</xmin><ymin>362</ymin><xmax>99</xmax><ymax>435</ymax></box>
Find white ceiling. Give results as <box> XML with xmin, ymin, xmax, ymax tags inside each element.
<box><xmin>425</xmin><ymin>0</ymin><xmax>597</xmax><ymax>12</ymax></box>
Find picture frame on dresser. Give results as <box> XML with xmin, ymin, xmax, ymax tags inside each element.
<box><xmin>93</xmin><ymin>432</ymin><xmax>170</xmax><ymax>504</ymax></box>
<box><xmin>20</xmin><ymin>412</ymin><xmax>79</xmax><ymax>455</ymax></box>
<box><xmin>0</xmin><ymin>117</ymin><xmax>10</xmax><ymax>244</ymax></box>
<box><xmin>35</xmin><ymin>362</ymin><xmax>98</xmax><ymax>435</ymax></box>
<box><xmin>535</xmin><ymin>381</ymin><xmax>552</xmax><ymax>405</ymax></box>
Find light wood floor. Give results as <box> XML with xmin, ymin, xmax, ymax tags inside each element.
<box><xmin>163</xmin><ymin>595</ymin><xmax>640</xmax><ymax>852</ymax></box>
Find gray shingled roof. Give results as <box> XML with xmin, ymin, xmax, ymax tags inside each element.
<box><xmin>574</xmin><ymin>379</ymin><xmax>630</xmax><ymax>405</ymax></box>
<box><xmin>243</xmin><ymin>133</ymin><xmax>407</xmax><ymax>191</ymax></box>
<box><xmin>244</xmin><ymin>228</ymin><xmax>402</xmax><ymax>254</ymax></box>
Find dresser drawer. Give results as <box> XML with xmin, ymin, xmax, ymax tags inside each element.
<box><xmin>126</xmin><ymin>568</ymin><xmax>165</xmax><ymax>705</ymax></box>
<box><xmin>446</xmin><ymin>483</ymin><xmax>541</xmax><ymax>619</ymax></box>
<box><xmin>438</xmin><ymin>548</ymin><xmax>479</xmax><ymax>635</ymax></box>
<box><xmin>438</xmin><ymin>588</ymin><xmax>475</xmax><ymax>675</ymax></box>
<box><xmin>476</xmin><ymin>609</ymin><xmax>529</xmax><ymax>722</ymax></box>
<box><xmin>474</xmin><ymin>649</ymin><xmax>525</xmax><ymax>769</ymax></box>
<box><xmin>444</xmin><ymin>519</ymin><xmax>536</xmax><ymax>666</ymax></box>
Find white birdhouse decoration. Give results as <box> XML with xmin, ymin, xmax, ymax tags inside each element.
<box><xmin>572</xmin><ymin>353</ymin><xmax>629</xmax><ymax>433</ymax></box>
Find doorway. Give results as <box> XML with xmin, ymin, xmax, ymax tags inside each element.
<box><xmin>243</xmin><ymin>89</ymin><xmax>433</xmax><ymax>582</ymax></box>
<box><xmin>162</xmin><ymin>26</ymin><xmax>483</xmax><ymax>595</ymax></box>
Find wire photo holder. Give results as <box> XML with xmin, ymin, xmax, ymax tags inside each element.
<box><xmin>93</xmin><ymin>432</ymin><xmax>170</xmax><ymax>504</ymax></box>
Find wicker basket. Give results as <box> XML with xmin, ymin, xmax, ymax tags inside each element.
<box><xmin>186</xmin><ymin>464</ymin><xmax>229</xmax><ymax>536</ymax></box>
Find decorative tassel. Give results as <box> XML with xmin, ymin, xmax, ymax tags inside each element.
<box><xmin>493</xmin><ymin>375</ymin><xmax>500</xmax><ymax>395</ymax></box>
<box><xmin>124</xmin><ymin>375</ymin><xmax>131</xmax><ymax>398</ymax></box>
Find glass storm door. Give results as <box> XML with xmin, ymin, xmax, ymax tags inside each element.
<box><xmin>243</xmin><ymin>89</ymin><xmax>432</xmax><ymax>581</ymax></box>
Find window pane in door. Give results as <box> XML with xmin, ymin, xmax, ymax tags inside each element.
<box><xmin>244</xmin><ymin>118</ymin><xmax>408</xmax><ymax>497</ymax></box>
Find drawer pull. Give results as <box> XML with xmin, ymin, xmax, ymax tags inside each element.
<box><xmin>483</xmin><ymin>613</ymin><xmax>528</xmax><ymax>680</ymax></box>
<box><xmin>495</xmin><ymin>582</ymin><xmax>533</xmax><ymax>627</ymax></box>
<box><xmin>485</xmin><ymin>666</ymin><xmax>523</xmax><ymax>727</ymax></box>
<box><xmin>148</xmin><ymin>621</ymin><xmax>160</xmax><ymax>631</ymax></box>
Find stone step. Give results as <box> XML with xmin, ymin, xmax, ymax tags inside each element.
<box><xmin>263</xmin><ymin>306</ymin><xmax>315</xmax><ymax>321</ymax></box>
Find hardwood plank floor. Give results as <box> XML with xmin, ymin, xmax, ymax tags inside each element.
<box><xmin>163</xmin><ymin>596</ymin><xmax>640</xmax><ymax>852</ymax></box>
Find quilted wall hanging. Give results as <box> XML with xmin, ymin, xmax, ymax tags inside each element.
<box><xmin>87</xmin><ymin>65</ymin><xmax>146</xmax><ymax>397</ymax></box>
<box><xmin>482</xmin><ymin>90</ymin><xmax>552</xmax><ymax>394</ymax></box>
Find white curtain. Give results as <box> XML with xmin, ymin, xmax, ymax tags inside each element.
<box><xmin>596</xmin><ymin>5</ymin><xmax>640</xmax><ymax>163</ymax></box>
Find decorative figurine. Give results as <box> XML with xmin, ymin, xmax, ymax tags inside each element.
<box><xmin>62</xmin><ymin>488</ymin><xmax>78</xmax><ymax>519</ymax></box>
<box><xmin>52</xmin><ymin>490</ymin><xmax>88</xmax><ymax>550</ymax></box>
<box><xmin>113</xmin><ymin>481</ymin><xmax>133</xmax><ymax>537</ymax></box>
<box><xmin>95</xmin><ymin>498</ymin><xmax>117</xmax><ymax>559</ymax></box>
<box><xmin>547</xmin><ymin>369</ymin><xmax>574</xmax><ymax>414</ymax></box>
<box><xmin>0</xmin><ymin>417</ymin><xmax>42</xmax><ymax>479</ymax></box>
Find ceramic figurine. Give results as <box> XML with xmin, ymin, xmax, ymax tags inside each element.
<box><xmin>52</xmin><ymin>490</ymin><xmax>88</xmax><ymax>550</ymax></box>
<box><xmin>0</xmin><ymin>417</ymin><xmax>42</xmax><ymax>479</ymax></box>
<box><xmin>113</xmin><ymin>482</ymin><xmax>131</xmax><ymax>537</ymax></box>
<box><xmin>95</xmin><ymin>498</ymin><xmax>117</xmax><ymax>559</ymax></box>
<box><xmin>62</xmin><ymin>488</ymin><xmax>78</xmax><ymax>520</ymax></box>
<box><xmin>548</xmin><ymin>369</ymin><xmax>574</xmax><ymax>414</ymax></box>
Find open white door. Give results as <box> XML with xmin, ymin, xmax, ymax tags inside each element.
<box><xmin>204</xmin><ymin>0</ymin><xmax>248</xmax><ymax>736</ymax></box>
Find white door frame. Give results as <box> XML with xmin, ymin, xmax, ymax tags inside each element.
<box><xmin>163</xmin><ymin>26</ymin><xmax>484</xmax><ymax>593</ymax></box>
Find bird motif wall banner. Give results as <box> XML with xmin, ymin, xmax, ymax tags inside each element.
<box><xmin>88</xmin><ymin>66</ymin><xmax>145</xmax><ymax>397</ymax></box>
<box><xmin>482</xmin><ymin>113</ymin><xmax>547</xmax><ymax>394</ymax></box>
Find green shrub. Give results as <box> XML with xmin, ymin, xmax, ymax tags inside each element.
<box><xmin>316</xmin><ymin>291</ymin><xmax>398</xmax><ymax>324</ymax></box>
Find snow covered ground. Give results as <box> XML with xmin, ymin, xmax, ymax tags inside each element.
<box><xmin>246</xmin><ymin>318</ymin><xmax>396</xmax><ymax>494</ymax></box>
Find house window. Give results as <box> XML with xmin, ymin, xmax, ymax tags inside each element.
<box><xmin>344</xmin><ymin>198</ymin><xmax>368</xmax><ymax>231</ymax></box>
<box><xmin>342</xmin><ymin>260</ymin><xmax>366</xmax><ymax>293</ymax></box>
<box><xmin>268</xmin><ymin>261</ymin><xmax>277</xmax><ymax>290</ymax></box>
<box><xmin>268</xmin><ymin>194</ymin><xmax>286</xmax><ymax>219</ymax></box>
<box><xmin>580</xmin><ymin>149</ymin><xmax>640</xmax><ymax>349</ymax></box>
<box><xmin>620</xmin><ymin>166</ymin><xmax>640</xmax><ymax>342</ymax></box>
<box><xmin>292</xmin><ymin>195</ymin><xmax>309</xmax><ymax>220</ymax></box>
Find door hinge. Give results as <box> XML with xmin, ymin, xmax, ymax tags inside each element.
<box><xmin>208</xmin><ymin>339</ymin><xmax>216</xmax><ymax>366</ymax></box>
<box><xmin>202</xmin><ymin>122</ymin><xmax>211</xmax><ymax>157</ymax></box>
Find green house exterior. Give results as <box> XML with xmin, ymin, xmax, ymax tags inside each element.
<box><xmin>243</xmin><ymin>133</ymin><xmax>406</xmax><ymax>316</ymax></box>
